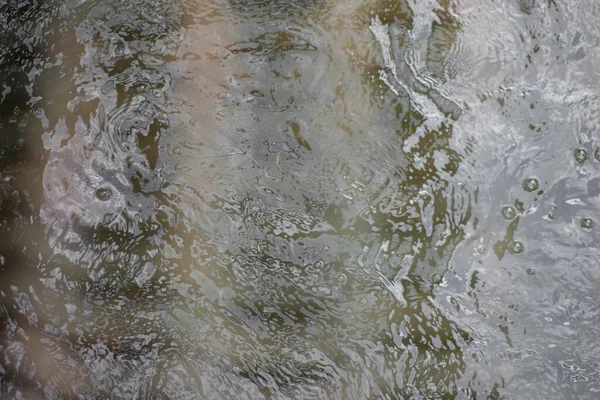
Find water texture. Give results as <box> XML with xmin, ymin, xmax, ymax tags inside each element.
<box><xmin>1</xmin><ymin>0</ymin><xmax>600</xmax><ymax>398</ymax></box>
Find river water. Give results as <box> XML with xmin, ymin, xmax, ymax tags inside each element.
<box><xmin>1</xmin><ymin>0</ymin><xmax>600</xmax><ymax>398</ymax></box>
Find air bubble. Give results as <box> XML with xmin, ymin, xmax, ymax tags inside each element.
<box><xmin>135</xmin><ymin>83</ymin><xmax>148</xmax><ymax>93</ymax></box>
<box><xmin>501</xmin><ymin>206</ymin><xmax>517</xmax><ymax>220</ymax></box>
<box><xmin>508</xmin><ymin>241</ymin><xmax>524</xmax><ymax>255</ymax></box>
<box><xmin>172</xmin><ymin>146</ymin><xmax>182</xmax><ymax>155</ymax></box>
<box><xmin>526</xmin><ymin>267</ymin><xmax>536</xmax><ymax>275</ymax></box>
<box><xmin>95</xmin><ymin>188</ymin><xmax>112</xmax><ymax>201</ymax></box>
<box><xmin>580</xmin><ymin>218</ymin><xmax>593</xmax><ymax>230</ymax></box>
<box><xmin>522</xmin><ymin>178</ymin><xmax>539</xmax><ymax>192</ymax></box>
<box><xmin>400</xmin><ymin>386</ymin><xmax>415</xmax><ymax>397</ymax></box>
<box><xmin>574</xmin><ymin>148</ymin><xmax>587</xmax><ymax>163</ymax></box>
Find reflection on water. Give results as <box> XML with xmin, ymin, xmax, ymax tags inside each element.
<box><xmin>2</xmin><ymin>0</ymin><xmax>600</xmax><ymax>398</ymax></box>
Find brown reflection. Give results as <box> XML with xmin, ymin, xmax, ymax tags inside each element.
<box><xmin>0</xmin><ymin>0</ymin><xmax>478</xmax><ymax>398</ymax></box>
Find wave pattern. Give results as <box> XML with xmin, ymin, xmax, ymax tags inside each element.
<box><xmin>1</xmin><ymin>0</ymin><xmax>600</xmax><ymax>398</ymax></box>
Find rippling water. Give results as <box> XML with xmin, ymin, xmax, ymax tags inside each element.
<box><xmin>2</xmin><ymin>0</ymin><xmax>600</xmax><ymax>398</ymax></box>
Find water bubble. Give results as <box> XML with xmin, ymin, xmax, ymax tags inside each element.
<box><xmin>135</xmin><ymin>83</ymin><xmax>148</xmax><ymax>93</ymax></box>
<box><xmin>400</xmin><ymin>386</ymin><xmax>415</xmax><ymax>397</ymax></box>
<box><xmin>357</xmin><ymin>298</ymin><xmax>367</xmax><ymax>306</ymax></box>
<box><xmin>571</xmin><ymin>374</ymin><xmax>590</xmax><ymax>382</ymax></box>
<box><xmin>522</xmin><ymin>178</ymin><xmax>539</xmax><ymax>192</ymax></box>
<box><xmin>95</xmin><ymin>188</ymin><xmax>112</xmax><ymax>201</ymax></box>
<box><xmin>595</xmin><ymin>147</ymin><xmax>600</xmax><ymax>162</ymax></box>
<box><xmin>501</xmin><ymin>205</ymin><xmax>517</xmax><ymax>220</ymax></box>
<box><xmin>574</xmin><ymin>148</ymin><xmax>587</xmax><ymax>163</ymax></box>
<box><xmin>508</xmin><ymin>241</ymin><xmax>524</xmax><ymax>255</ymax></box>
<box><xmin>580</xmin><ymin>218</ymin><xmax>593</xmax><ymax>230</ymax></box>
<box><xmin>172</xmin><ymin>146</ymin><xmax>182</xmax><ymax>155</ymax></box>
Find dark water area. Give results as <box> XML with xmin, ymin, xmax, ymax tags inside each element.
<box><xmin>1</xmin><ymin>0</ymin><xmax>600</xmax><ymax>398</ymax></box>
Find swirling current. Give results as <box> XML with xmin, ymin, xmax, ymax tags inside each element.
<box><xmin>1</xmin><ymin>0</ymin><xmax>600</xmax><ymax>398</ymax></box>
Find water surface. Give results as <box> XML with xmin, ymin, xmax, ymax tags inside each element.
<box><xmin>1</xmin><ymin>0</ymin><xmax>600</xmax><ymax>398</ymax></box>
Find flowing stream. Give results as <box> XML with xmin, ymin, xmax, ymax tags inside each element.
<box><xmin>1</xmin><ymin>0</ymin><xmax>600</xmax><ymax>398</ymax></box>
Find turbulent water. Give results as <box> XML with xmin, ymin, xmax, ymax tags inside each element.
<box><xmin>1</xmin><ymin>0</ymin><xmax>600</xmax><ymax>398</ymax></box>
